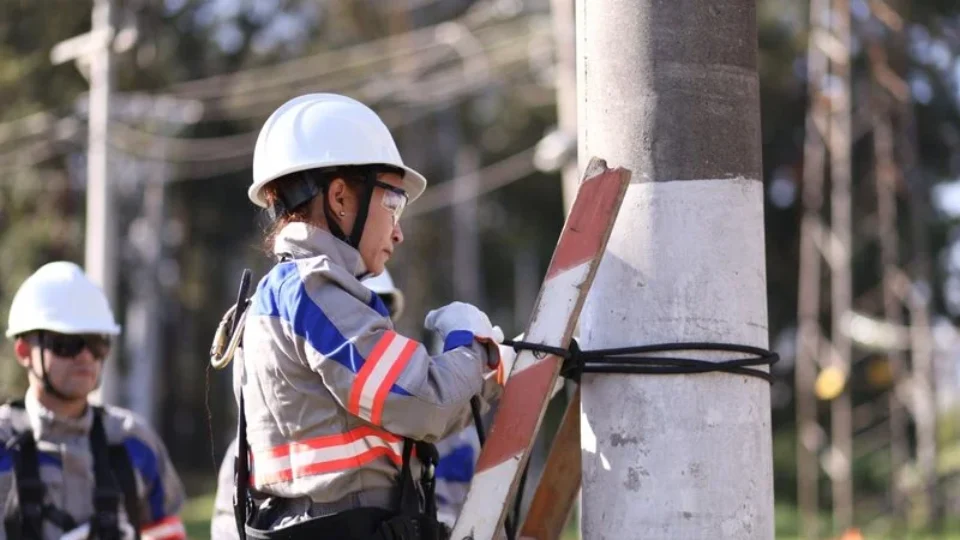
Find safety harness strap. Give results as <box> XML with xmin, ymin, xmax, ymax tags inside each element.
<box><xmin>2</xmin><ymin>403</ymin><xmax>140</xmax><ymax>540</ymax></box>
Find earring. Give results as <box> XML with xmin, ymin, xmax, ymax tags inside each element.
<box><xmin>339</xmin><ymin>211</ymin><xmax>346</xmax><ymax>216</ymax></box>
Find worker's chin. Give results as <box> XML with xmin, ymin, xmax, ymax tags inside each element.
<box><xmin>370</xmin><ymin>254</ymin><xmax>390</xmax><ymax>275</ymax></box>
<box><xmin>58</xmin><ymin>376</ymin><xmax>98</xmax><ymax>398</ymax></box>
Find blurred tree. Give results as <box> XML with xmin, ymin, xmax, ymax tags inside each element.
<box><xmin>2</xmin><ymin>1</ymin><xmax>959</xmax><ymax>505</ymax></box>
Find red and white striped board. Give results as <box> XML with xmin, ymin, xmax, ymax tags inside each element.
<box><xmin>450</xmin><ymin>158</ymin><xmax>630</xmax><ymax>540</ymax></box>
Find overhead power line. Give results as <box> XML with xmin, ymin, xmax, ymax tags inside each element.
<box><xmin>404</xmin><ymin>146</ymin><xmax>537</xmax><ymax>218</ymax></box>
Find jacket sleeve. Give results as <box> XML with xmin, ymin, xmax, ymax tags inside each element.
<box><xmin>293</xmin><ymin>283</ymin><xmax>499</xmax><ymax>443</ymax></box>
<box><xmin>119</xmin><ymin>415</ymin><xmax>187</xmax><ymax>540</ymax></box>
<box><xmin>0</xmin><ymin>427</ymin><xmax>14</xmax><ymax>540</ymax></box>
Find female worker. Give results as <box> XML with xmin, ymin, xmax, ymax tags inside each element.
<box><xmin>233</xmin><ymin>93</ymin><xmax>503</xmax><ymax>540</ymax></box>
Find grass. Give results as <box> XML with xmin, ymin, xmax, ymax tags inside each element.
<box><xmin>182</xmin><ymin>491</ymin><xmax>216</xmax><ymax>540</ymax></box>
<box><xmin>182</xmin><ymin>492</ymin><xmax>960</xmax><ymax>539</ymax></box>
<box><xmin>771</xmin><ymin>503</ymin><xmax>960</xmax><ymax>540</ymax></box>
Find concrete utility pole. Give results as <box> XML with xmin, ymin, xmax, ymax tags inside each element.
<box><xmin>52</xmin><ymin>0</ymin><xmax>119</xmax><ymax>405</ymax></box>
<box><xmin>112</xmin><ymin>95</ymin><xmax>199</xmax><ymax>425</ymax></box>
<box><xmin>84</xmin><ymin>0</ymin><xmax>119</xmax><ymax>406</ymax></box>
<box><xmin>576</xmin><ymin>1</ymin><xmax>772</xmax><ymax>538</ymax></box>
<box><xmin>125</xmin><ymin>172</ymin><xmax>165</xmax><ymax>426</ymax></box>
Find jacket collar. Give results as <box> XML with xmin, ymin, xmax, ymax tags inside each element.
<box><xmin>24</xmin><ymin>391</ymin><xmax>93</xmax><ymax>441</ymax></box>
<box><xmin>273</xmin><ymin>222</ymin><xmax>368</xmax><ymax>278</ymax></box>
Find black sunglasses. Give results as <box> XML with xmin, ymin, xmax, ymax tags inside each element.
<box><xmin>35</xmin><ymin>333</ymin><xmax>111</xmax><ymax>360</ymax></box>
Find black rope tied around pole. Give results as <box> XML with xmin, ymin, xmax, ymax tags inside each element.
<box><xmin>469</xmin><ymin>339</ymin><xmax>778</xmax><ymax>540</ymax></box>
<box><xmin>501</xmin><ymin>339</ymin><xmax>779</xmax><ymax>383</ymax></box>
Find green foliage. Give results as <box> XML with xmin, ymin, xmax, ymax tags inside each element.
<box><xmin>1</xmin><ymin>0</ymin><xmax>959</xmax><ymax>518</ymax></box>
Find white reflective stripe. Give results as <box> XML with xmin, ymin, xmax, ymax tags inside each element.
<box><xmin>353</xmin><ymin>332</ymin><xmax>416</xmax><ymax>422</ymax></box>
<box><xmin>252</xmin><ymin>428</ymin><xmax>404</xmax><ymax>485</ymax></box>
<box><xmin>60</xmin><ymin>523</ymin><xmax>91</xmax><ymax>540</ymax></box>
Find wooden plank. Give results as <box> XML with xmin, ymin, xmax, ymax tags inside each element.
<box><xmin>450</xmin><ymin>158</ymin><xmax>631</xmax><ymax>540</ymax></box>
<box><xmin>518</xmin><ymin>389</ymin><xmax>581</xmax><ymax>540</ymax></box>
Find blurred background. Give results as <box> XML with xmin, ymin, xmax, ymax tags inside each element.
<box><xmin>2</xmin><ymin>0</ymin><xmax>960</xmax><ymax>538</ymax></box>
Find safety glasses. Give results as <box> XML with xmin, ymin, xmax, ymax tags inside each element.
<box><xmin>35</xmin><ymin>333</ymin><xmax>111</xmax><ymax>360</ymax></box>
<box><xmin>374</xmin><ymin>181</ymin><xmax>408</xmax><ymax>226</ymax></box>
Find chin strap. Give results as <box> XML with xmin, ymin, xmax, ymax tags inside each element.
<box><xmin>33</xmin><ymin>332</ymin><xmax>73</xmax><ymax>401</ymax></box>
<box><xmin>321</xmin><ymin>169</ymin><xmax>376</xmax><ymax>249</ymax></box>
<box><xmin>268</xmin><ymin>168</ymin><xmax>382</xmax><ymax>250</ymax></box>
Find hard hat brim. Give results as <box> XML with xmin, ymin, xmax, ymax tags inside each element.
<box><xmin>249</xmin><ymin>163</ymin><xmax>428</xmax><ymax>209</ymax></box>
<box><xmin>6</xmin><ymin>321</ymin><xmax>122</xmax><ymax>339</ymax></box>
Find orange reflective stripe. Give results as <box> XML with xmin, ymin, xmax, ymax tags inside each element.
<box><xmin>370</xmin><ymin>338</ymin><xmax>418</xmax><ymax>424</ymax></box>
<box><xmin>141</xmin><ymin>516</ymin><xmax>186</xmax><ymax>540</ymax></box>
<box><xmin>348</xmin><ymin>331</ymin><xmax>419</xmax><ymax>424</ymax></box>
<box><xmin>349</xmin><ymin>331</ymin><xmax>396</xmax><ymax>417</ymax></box>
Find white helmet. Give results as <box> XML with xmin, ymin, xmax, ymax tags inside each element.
<box><xmin>6</xmin><ymin>262</ymin><xmax>121</xmax><ymax>338</ymax></box>
<box><xmin>362</xmin><ymin>270</ymin><xmax>405</xmax><ymax>319</ymax></box>
<box><xmin>249</xmin><ymin>93</ymin><xmax>428</xmax><ymax>209</ymax></box>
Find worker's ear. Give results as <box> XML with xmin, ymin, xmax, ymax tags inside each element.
<box><xmin>327</xmin><ymin>178</ymin><xmax>358</xmax><ymax>216</ymax></box>
<box><xmin>14</xmin><ymin>337</ymin><xmax>33</xmax><ymax>369</ymax></box>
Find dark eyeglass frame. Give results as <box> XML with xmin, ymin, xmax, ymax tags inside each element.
<box><xmin>372</xmin><ymin>180</ymin><xmax>407</xmax><ymax>197</ymax></box>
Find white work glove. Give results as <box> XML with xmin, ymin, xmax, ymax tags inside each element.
<box><xmin>424</xmin><ymin>302</ymin><xmax>504</xmax><ymax>368</ymax></box>
<box><xmin>488</xmin><ymin>339</ymin><xmax>517</xmax><ymax>386</ymax></box>
<box><xmin>494</xmin><ymin>333</ymin><xmax>566</xmax><ymax>399</ymax></box>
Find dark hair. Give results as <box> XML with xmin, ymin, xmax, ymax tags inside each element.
<box><xmin>260</xmin><ymin>165</ymin><xmax>402</xmax><ymax>253</ymax></box>
<box><xmin>261</xmin><ymin>174</ymin><xmax>320</xmax><ymax>254</ymax></box>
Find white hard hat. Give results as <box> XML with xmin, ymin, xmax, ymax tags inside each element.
<box><xmin>362</xmin><ymin>269</ymin><xmax>405</xmax><ymax>319</ymax></box>
<box><xmin>249</xmin><ymin>93</ymin><xmax>428</xmax><ymax>209</ymax></box>
<box><xmin>6</xmin><ymin>262</ymin><xmax>121</xmax><ymax>338</ymax></box>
